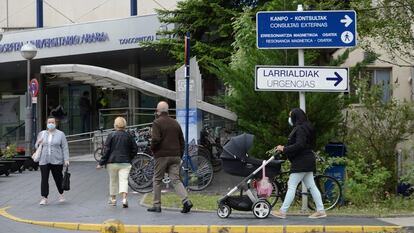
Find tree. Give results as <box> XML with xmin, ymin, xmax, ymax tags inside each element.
<box><xmin>346</xmin><ymin>78</ymin><xmax>414</xmax><ymax>194</ymax></box>
<box><xmin>353</xmin><ymin>0</ymin><xmax>414</xmax><ymax>65</ymax></box>
<box><xmin>148</xmin><ymin>0</ymin><xmax>267</xmax><ymax>94</ymax></box>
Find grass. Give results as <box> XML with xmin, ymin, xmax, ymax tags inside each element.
<box><xmin>143</xmin><ymin>192</ymin><xmax>414</xmax><ymax>217</ymax></box>
<box><xmin>143</xmin><ymin>193</ymin><xmax>222</xmax><ymax>211</ymax></box>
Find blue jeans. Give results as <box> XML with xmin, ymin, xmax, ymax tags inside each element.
<box><xmin>280</xmin><ymin>172</ymin><xmax>325</xmax><ymax>213</ymax></box>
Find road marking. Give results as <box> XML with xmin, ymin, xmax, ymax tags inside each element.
<box><xmin>0</xmin><ymin>207</ymin><xmax>404</xmax><ymax>233</ymax></box>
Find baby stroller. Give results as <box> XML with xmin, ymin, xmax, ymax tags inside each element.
<box><xmin>217</xmin><ymin>133</ymin><xmax>283</xmax><ymax>219</ymax></box>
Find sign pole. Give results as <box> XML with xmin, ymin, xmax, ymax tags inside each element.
<box><xmin>297</xmin><ymin>4</ymin><xmax>309</xmax><ymax>213</ymax></box>
<box><xmin>30</xmin><ymin>78</ymin><xmax>39</xmax><ymax>149</ymax></box>
<box><xmin>184</xmin><ymin>32</ymin><xmax>190</xmax><ymax>187</ymax></box>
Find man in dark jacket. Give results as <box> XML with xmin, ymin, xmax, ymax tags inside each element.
<box><xmin>147</xmin><ymin>101</ymin><xmax>193</xmax><ymax>213</ymax></box>
<box><xmin>79</xmin><ymin>91</ymin><xmax>91</xmax><ymax>133</ymax></box>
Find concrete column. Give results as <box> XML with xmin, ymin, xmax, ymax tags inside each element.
<box><xmin>130</xmin><ymin>0</ymin><xmax>137</xmax><ymax>16</ymax></box>
<box><xmin>36</xmin><ymin>0</ymin><xmax>43</xmax><ymax>28</ymax></box>
<box><xmin>128</xmin><ymin>63</ymin><xmax>139</xmax><ymax>125</ymax></box>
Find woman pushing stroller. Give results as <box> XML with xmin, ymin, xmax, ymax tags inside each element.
<box><xmin>273</xmin><ymin>108</ymin><xmax>327</xmax><ymax>219</ymax></box>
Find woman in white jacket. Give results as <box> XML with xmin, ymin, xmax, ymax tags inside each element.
<box><xmin>35</xmin><ymin>116</ymin><xmax>70</xmax><ymax>205</ymax></box>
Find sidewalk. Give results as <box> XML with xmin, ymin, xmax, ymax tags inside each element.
<box><xmin>0</xmin><ymin>161</ymin><xmax>411</xmax><ymax>233</ymax></box>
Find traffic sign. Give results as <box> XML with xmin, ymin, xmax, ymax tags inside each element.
<box><xmin>30</xmin><ymin>79</ymin><xmax>39</xmax><ymax>97</ymax></box>
<box><xmin>256</xmin><ymin>10</ymin><xmax>357</xmax><ymax>49</ymax></box>
<box><xmin>255</xmin><ymin>66</ymin><xmax>349</xmax><ymax>92</ymax></box>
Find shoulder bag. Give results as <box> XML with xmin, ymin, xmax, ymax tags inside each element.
<box><xmin>32</xmin><ymin>131</ymin><xmax>46</xmax><ymax>162</ymax></box>
<box><xmin>62</xmin><ymin>166</ymin><xmax>71</xmax><ymax>191</ymax></box>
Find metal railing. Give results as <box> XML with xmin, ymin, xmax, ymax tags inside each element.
<box><xmin>66</xmin><ymin>122</ymin><xmax>153</xmax><ymax>155</ymax></box>
<box><xmin>98</xmin><ymin>107</ymin><xmax>176</xmax><ymax>129</ymax></box>
<box><xmin>0</xmin><ymin>122</ymin><xmax>25</xmax><ymax>147</ymax></box>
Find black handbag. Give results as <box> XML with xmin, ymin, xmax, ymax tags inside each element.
<box><xmin>62</xmin><ymin>166</ymin><xmax>71</xmax><ymax>191</ymax></box>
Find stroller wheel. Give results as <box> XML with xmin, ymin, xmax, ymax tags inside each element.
<box><xmin>217</xmin><ymin>204</ymin><xmax>231</xmax><ymax>218</ymax></box>
<box><xmin>252</xmin><ymin>200</ymin><xmax>271</xmax><ymax>219</ymax></box>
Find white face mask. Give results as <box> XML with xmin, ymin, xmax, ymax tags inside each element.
<box><xmin>288</xmin><ymin>117</ymin><xmax>293</xmax><ymax>126</ymax></box>
<box><xmin>47</xmin><ymin>123</ymin><xmax>56</xmax><ymax>130</ymax></box>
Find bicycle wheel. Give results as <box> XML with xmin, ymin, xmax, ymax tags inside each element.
<box><xmin>180</xmin><ymin>155</ymin><xmax>213</xmax><ymax>191</ymax></box>
<box><xmin>94</xmin><ymin>148</ymin><xmax>102</xmax><ymax>162</ymax></box>
<box><xmin>196</xmin><ymin>146</ymin><xmax>222</xmax><ymax>173</ymax></box>
<box><xmin>308</xmin><ymin>175</ymin><xmax>342</xmax><ymax>211</ymax></box>
<box><xmin>128</xmin><ymin>153</ymin><xmax>154</xmax><ymax>193</ymax></box>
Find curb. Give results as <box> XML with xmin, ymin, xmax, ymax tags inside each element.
<box><xmin>0</xmin><ymin>206</ymin><xmax>403</xmax><ymax>233</ymax></box>
<box><xmin>139</xmin><ymin>194</ymin><xmax>414</xmax><ymax>219</ymax></box>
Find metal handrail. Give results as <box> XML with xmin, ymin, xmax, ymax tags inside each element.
<box><xmin>66</xmin><ymin>122</ymin><xmax>153</xmax><ymax>143</ymax></box>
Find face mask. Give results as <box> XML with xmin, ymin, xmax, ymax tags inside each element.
<box><xmin>288</xmin><ymin>117</ymin><xmax>293</xmax><ymax>126</ymax></box>
<box><xmin>47</xmin><ymin>123</ymin><xmax>56</xmax><ymax>130</ymax></box>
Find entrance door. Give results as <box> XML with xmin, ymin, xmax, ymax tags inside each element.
<box><xmin>68</xmin><ymin>85</ymin><xmax>91</xmax><ymax>135</ymax></box>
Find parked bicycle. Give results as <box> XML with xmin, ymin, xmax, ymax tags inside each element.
<box><xmin>93</xmin><ymin>128</ymin><xmax>105</xmax><ymax>162</ymax></box>
<box><xmin>128</xmin><ymin>128</ymin><xmax>214</xmax><ymax>193</ymax></box>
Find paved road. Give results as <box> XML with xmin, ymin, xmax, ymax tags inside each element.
<box><xmin>0</xmin><ymin>161</ymin><xmax>404</xmax><ymax>233</ymax></box>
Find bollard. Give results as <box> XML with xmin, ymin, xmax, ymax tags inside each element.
<box><xmin>101</xmin><ymin>219</ymin><xmax>125</xmax><ymax>233</ymax></box>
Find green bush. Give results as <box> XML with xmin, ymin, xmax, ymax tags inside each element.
<box><xmin>2</xmin><ymin>144</ymin><xmax>17</xmax><ymax>160</ymax></box>
<box><xmin>345</xmin><ymin>156</ymin><xmax>391</xmax><ymax>205</ymax></box>
<box><xmin>345</xmin><ymin>78</ymin><xmax>414</xmax><ymax>197</ymax></box>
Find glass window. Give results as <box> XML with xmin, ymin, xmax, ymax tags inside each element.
<box><xmin>370</xmin><ymin>69</ymin><xmax>391</xmax><ymax>103</ymax></box>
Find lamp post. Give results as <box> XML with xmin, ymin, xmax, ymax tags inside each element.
<box><xmin>20</xmin><ymin>43</ymin><xmax>37</xmax><ymax>156</ymax></box>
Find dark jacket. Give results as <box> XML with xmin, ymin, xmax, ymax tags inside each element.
<box><xmin>99</xmin><ymin>130</ymin><xmax>138</xmax><ymax>166</ymax></box>
<box><xmin>79</xmin><ymin>96</ymin><xmax>91</xmax><ymax>115</ymax></box>
<box><xmin>151</xmin><ymin>114</ymin><xmax>185</xmax><ymax>158</ymax></box>
<box><xmin>284</xmin><ymin>108</ymin><xmax>316</xmax><ymax>173</ymax></box>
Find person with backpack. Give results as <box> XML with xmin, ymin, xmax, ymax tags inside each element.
<box><xmin>272</xmin><ymin>108</ymin><xmax>327</xmax><ymax>219</ymax></box>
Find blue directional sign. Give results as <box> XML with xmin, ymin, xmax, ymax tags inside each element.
<box><xmin>255</xmin><ymin>66</ymin><xmax>349</xmax><ymax>92</ymax></box>
<box><xmin>256</xmin><ymin>11</ymin><xmax>357</xmax><ymax>49</ymax></box>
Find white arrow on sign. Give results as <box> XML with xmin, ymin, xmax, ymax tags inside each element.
<box><xmin>340</xmin><ymin>15</ymin><xmax>353</xmax><ymax>27</ymax></box>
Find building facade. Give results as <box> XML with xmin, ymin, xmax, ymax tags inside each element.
<box><xmin>0</xmin><ymin>1</ymin><xmax>179</xmax><ymax>145</ymax></box>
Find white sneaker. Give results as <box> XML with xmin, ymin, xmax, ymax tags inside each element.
<box><xmin>58</xmin><ymin>194</ymin><xmax>65</xmax><ymax>203</ymax></box>
<box><xmin>39</xmin><ymin>198</ymin><xmax>48</xmax><ymax>205</ymax></box>
<box><xmin>309</xmin><ymin>211</ymin><xmax>327</xmax><ymax>219</ymax></box>
<box><xmin>108</xmin><ymin>198</ymin><xmax>116</xmax><ymax>206</ymax></box>
<box><xmin>122</xmin><ymin>199</ymin><xmax>128</xmax><ymax>208</ymax></box>
<box><xmin>272</xmin><ymin>210</ymin><xmax>286</xmax><ymax>219</ymax></box>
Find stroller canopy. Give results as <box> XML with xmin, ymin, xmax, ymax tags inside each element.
<box><xmin>221</xmin><ymin>133</ymin><xmax>254</xmax><ymax>160</ymax></box>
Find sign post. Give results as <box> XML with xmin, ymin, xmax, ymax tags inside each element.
<box><xmin>184</xmin><ymin>32</ymin><xmax>190</xmax><ymax>187</ymax></box>
<box><xmin>256</xmin><ymin>5</ymin><xmax>356</xmax><ymax>212</ymax></box>
<box><xmin>30</xmin><ymin>78</ymin><xmax>39</xmax><ymax>149</ymax></box>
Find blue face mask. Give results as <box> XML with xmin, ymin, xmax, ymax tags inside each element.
<box><xmin>288</xmin><ymin>117</ymin><xmax>293</xmax><ymax>126</ymax></box>
<box><xmin>47</xmin><ymin>123</ymin><xmax>56</xmax><ymax>130</ymax></box>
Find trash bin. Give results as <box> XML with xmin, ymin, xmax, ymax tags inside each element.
<box><xmin>324</xmin><ymin>143</ymin><xmax>347</xmax><ymax>205</ymax></box>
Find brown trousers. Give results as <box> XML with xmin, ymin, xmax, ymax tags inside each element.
<box><xmin>152</xmin><ymin>156</ymin><xmax>188</xmax><ymax>207</ymax></box>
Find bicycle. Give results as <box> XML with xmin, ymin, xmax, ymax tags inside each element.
<box><xmin>198</xmin><ymin>125</ymin><xmax>225</xmax><ymax>172</ymax></box>
<box><xmin>180</xmin><ymin>140</ymin><xmax>214</xmax><ymax>191</ymax></box>
<box><xmin>93</xmin><ymin>128</ymin><xmax>105</xmax><ymax>162</ymax></box>
<box><xmin>241</xmin><ymin>154</ymin><xmax>342</xmax><ymax>211</ymax></box>
<box><xmin>127</xmin><ymin>127</ymin><xmax>155</xmax><ymax>193</ymax></box>
<box><xmin>128</xmin><ymin>129</ymin><xmax>214</xmax><ymax>193</ymax></box>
